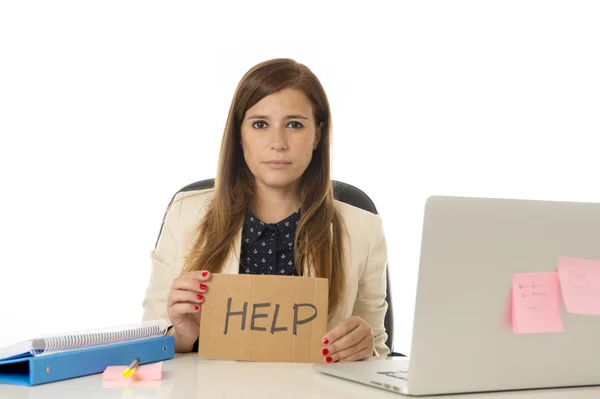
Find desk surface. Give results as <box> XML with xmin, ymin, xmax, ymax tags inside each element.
<box><xmin>1</xmin><ymin>354</ymin><xmax>600</xmax><ymax>399</ymax></box>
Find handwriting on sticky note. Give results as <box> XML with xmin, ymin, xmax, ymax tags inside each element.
<box><xmin>102</xmin><ymin>362</ymin><xmax>163</xmax><ymax>382</ymax></box>
<box><xmin>557</xmin><ymin>256</ymin><xmax>600</xmax><ymax>315</ymax></box>
<box><xmin>512</xmin><ymin>272</ymin><xmax>563</xmax><ymax>334</ymax></box>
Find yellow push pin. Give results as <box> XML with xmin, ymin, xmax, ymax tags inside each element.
<box><xmin>122</xmin><ymin>358</ymin><xmax>140</xmax><ymax>378</ymax></box>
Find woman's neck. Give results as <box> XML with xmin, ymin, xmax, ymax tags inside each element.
<box><xmin>252</xmin><ymin>181</ymin><xmax>301</xmax><ymax>224</ymax></box>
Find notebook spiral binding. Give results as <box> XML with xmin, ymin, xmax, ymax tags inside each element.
<box><xmin>30</xmin><ymin>319</ymin><xmax>170</xmax><ymax>356</ymax></box>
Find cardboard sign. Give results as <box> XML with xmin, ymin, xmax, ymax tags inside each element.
<box><xmin>198</xmin><ymin>274</ymin><xmax>328</xmax><ymax>363</ymax></box>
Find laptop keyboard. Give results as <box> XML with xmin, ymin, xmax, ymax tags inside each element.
<box><xmin>376</xmin><ymin>370</ymin><xmax>409</xmax><ymax>380</ymax></box>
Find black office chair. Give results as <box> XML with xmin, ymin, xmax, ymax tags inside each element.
<box><xmin>156</xmin><ymin>178</ymin><xmax>403</xmax><ymax>357</ymax></box>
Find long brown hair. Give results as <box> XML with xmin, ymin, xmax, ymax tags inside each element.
<box><xmin>181</xmin><ymin>58</ymin><xmax>347</xmax><ymax>320</ymax></box>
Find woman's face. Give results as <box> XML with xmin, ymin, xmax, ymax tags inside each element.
<box><xmin>241</xmin><ymin>88</ymin><xmax>320</xmax><ymax>191</ymax></box>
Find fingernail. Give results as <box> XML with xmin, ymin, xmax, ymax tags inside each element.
<box><xmin>194</xmin><ymin>305</ymin><xmax>199</xmax><ymax>310</ymax></box>
<box><xmin>197</xmin><ymin>294</ymin><xmax>204</xmax><ymax>300</ymax></box>
<box><xmin>335</xmin><ymin>360</ymin><xmax>339</xmax><ymax>363</ymax></box>
<box><xmin>202</xmin><ymin>271</ymin><xmax>208</xmax><ymax>277</ymax></box>
<box><xmin>322</xmin><ymin>348</ymin><xmax>329</xmax><ymax>355</ymax></box>
<box><xmin>325</xmin><ymin>356</ymin><xmax>333</xmax><ymax>363</ymax></box>
<box><xmin>200</xmin><ymin>283</ymin><xmax>207</xmax><ymax>290</ymax></box>
<box><xmin>322</xmin><ymin>338</ymin><xmax>329</xmax><ymax>345</ymax></box>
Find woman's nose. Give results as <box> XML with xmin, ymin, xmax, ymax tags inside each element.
<box><xmin>270</xmin><ymin>127</ymin><xmax>288</xmax><ymax>151</ymax></box>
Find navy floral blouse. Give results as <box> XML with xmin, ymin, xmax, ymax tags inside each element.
<box><xmin>239</xmin><ymin>209</ymin><xmax>301</xmax><ymax>276</ymax></box>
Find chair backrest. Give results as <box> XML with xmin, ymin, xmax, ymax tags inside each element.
<box><xmin>157</xmin><ymin>178</ymin><xmax>396</xmax><ymax>354</ymax></box>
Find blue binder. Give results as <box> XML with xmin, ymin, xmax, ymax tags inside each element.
<box><xmin>0</xmin><ymin>335</ymin><xmax>174</xmax><ymax>386</ymax></box>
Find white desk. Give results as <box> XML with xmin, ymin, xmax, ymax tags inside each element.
<box><xmin>1</xmin><ymin>354</ymin><xmax>600</xmax><ymax>399</ymax></box>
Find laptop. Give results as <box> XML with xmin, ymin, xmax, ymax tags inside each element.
<box><xmin>315</xmin><ymin>195</ymin><xmax>600</xmax><ymax>396</ymax></box>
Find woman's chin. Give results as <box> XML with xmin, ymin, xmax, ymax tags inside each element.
<box><xmin>256</xmin><ymin>174</ymin><xmax>301</xmax><ymax>190</ymax></box>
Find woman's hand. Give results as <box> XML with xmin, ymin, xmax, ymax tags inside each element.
<box><xmin>321</xmin><ymin>316</ymin><xmax>374</xmax><ymax>363</ymax></box>
<box><xmin>167</xmin><ymin>270</ymin><xmax>211</xmax><ymax>351</ymax></box>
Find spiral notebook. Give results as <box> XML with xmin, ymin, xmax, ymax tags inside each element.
<box><xmin>0</xmin><ymin>319</ymin><xmax>170</xmax><ymax>361</ymax></box>
<box><xmin>0</xmin><ymin>319</ymin><xmax>174</xmax><ymax>386</ymax></box>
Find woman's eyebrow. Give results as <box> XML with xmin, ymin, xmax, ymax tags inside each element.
<box><xmin>247</xmin><ymin>114</ymin><xmax>309</xmax><ymax>120</ymax></box>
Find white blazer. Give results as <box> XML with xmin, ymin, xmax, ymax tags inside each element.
<box><xmin>141</xmin><ymin>188</ymin><xmax>391</xmax><ymax>357</ymax></box>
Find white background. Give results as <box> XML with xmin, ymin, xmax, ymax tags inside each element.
<box><xmin>1</xmin><ymin>1</ymin><xmax>599</xmax><ymax>355</ymax></box>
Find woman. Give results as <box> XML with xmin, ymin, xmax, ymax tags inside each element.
<box><xmin>142</xmin><ymin>58</ymin><xmax>390</xmax><ymax>362</ymax></box>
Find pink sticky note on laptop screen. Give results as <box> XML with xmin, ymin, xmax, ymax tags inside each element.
<box><xmin>102</xmin><ymin>362</ymin><xmax>163</xmax><ymax>382</ymax></box>
<box><xmin>557</xmin><ymin>256</ymin><xmax>600</xmax><ymax>315</ymax></box>
<box><xmin>511</xmin><ymin>272</ymin><xmax>564</xmax><ymax>334</ymax></box>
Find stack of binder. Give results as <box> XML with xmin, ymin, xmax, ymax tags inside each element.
<box><xmin>0</xmin><ymin>319</ymin><xmax>174</xmax><ymax>386</ymax></box>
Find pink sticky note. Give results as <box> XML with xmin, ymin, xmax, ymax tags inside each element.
<box><xmin>557</xmin><ymin>256</ymin><xmax>600</xmax><ymax>315</ymax></box>
<box><xmin>102</xmin><ymin>362</ymin><xmax>163</xmax><ymax>382</ymax></box>
<box><xmin>512</xmin><ymin>272</ymin><xmax>564</xmax><ymax>334</ymax></box>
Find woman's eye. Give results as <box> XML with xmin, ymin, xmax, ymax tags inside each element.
<box><xmin>252</xmin><ymin>121</ymin><xmax>267</xmax><ymax>129</ymax></box>
<box><xmin>252</xmin><ymin>120</ymin><xmax>303</xmax><ymax>129</ymax></box>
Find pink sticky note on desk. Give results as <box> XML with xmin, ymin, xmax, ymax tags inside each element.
<box><xmin>512</xmin><ymin>272</ymin><xmax>564</xmax><ymax>334</ymax></box>
<box><xmin>102</xmin><ymin>362</ymin><xmax>163</xmax><ymax>382</ymax></box>
<box><xmin>557</xmin><ymin>256</ymin><xmax>600</xmax><ymax>315</ymax></box>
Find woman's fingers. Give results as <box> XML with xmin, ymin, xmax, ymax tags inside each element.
<box><xmin>167</xmin><ymin>272</ymin><xmax>211</xmax><ymax>335</ymax></box>
<box><xmin>185</xmin><ymin>270</ymin><xmax>212</xmax><ymax>282</ymax></box>
<box><xmin>323</xmin><ymin>325</ymin><xmax>365</xmax><ymax>357</ymax></box>
<box><xmin>171</xmin><ymin>275</ymin><xmax>210</xmax><ymax>293</ymax></box>
<box><xmin>168</xmin><ymin>271</ymin><xmax>210</xmax><ymax>304</ymax></box>
<box><xmin>168</xmin><ymin>271</ymin><xmax>210</xmax><ymax>306</ymax></box>
<box><xmin>325</xmin><ymin>336</ymin><xmax>370</xmax><ymax>363</ymax></box>
<box><xmin>322</xmin><ymin>316</ymin><xmax>361</xmax><ymax>346</ymax></box>
<box><xmin>320</xmin><ymin>316</ymin><xmax>373</xmax><ymax>363</ymax></box>
<box><xmin>168</xmin><ymin>302</ymin><xmax>202</xmax><ymax>324</ymax></box>
<box><xmin>167</xmin><ymin>289</ymin><xmax>206</xmax><ymax>308</ymax></box>
<box><xmin>342</xmin><ymin>347</ymin><xmax>373</xmax><ymax>362</ymax></box>
<box><xmin>322</xmin><ymin>316</ymin><xmax>368</xmax><ymax>356</ymax></box>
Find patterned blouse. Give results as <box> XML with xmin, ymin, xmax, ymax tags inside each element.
<box><xmin>239</xmin><ymin>209</ymin><xmax>301</xmax><ymax>276</ymax></box>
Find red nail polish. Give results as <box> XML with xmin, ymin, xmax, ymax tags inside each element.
<box><xmin>194</xmin><ymin>305</ymin><xmax>199</xmax><ymax>310</ymax></box>
<box><xmin>323</xmin><ymin>338</ymin><xmax>329</xmax><ymax>345</ymax></box>
<box><xmin>322</xmin><ymin>348</ymin><xmax>329</xmax><ymax>355</ymax></box>
<box><xmin>202</xmin><ymin>271</ymin><xmax>208</xmax><ymax>277</ymax></box>
<box><xmin>335</xmin><ymin>360</ymin><xmax>339</xmax><ymax>363</ymax></box>
<box><xmin>200</xmin><ymin>283</ymin><xmax>207</xmax><ymax>290</ymax></box>
<box><xmin>197</xmin><ymin>294</ymin><xmax>204</xmax><ymax>300</ymax></box>
<box><xmin>325</xmin><ymin>356</ymin><xmax>333</xmax><ymax>363</ymax></box>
